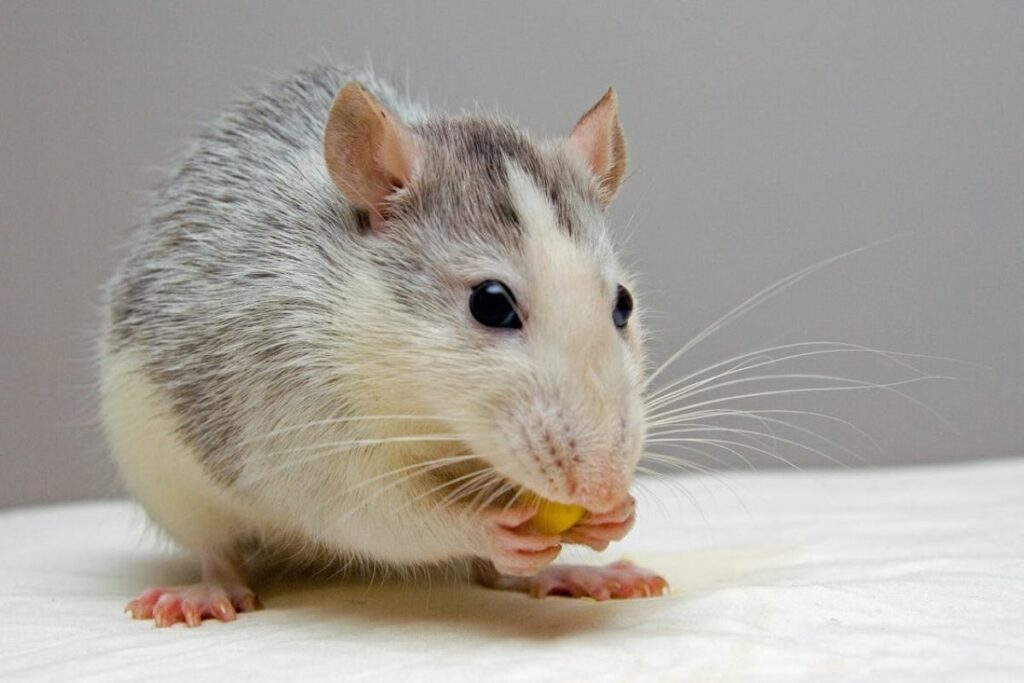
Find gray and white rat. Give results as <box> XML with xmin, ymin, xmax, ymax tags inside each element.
<box><xmin>101</xmin><ymin>65</ymin><xmax>667</xmax><ymax>627</ymax></box>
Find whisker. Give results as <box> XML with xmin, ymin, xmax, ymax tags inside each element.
<box><xmin>644</xmin><ymin>375</ymin><xmax>953</xmax><ymax>427</ymax></box>
<box><xmin>329</xmin><ymin>454</ymin><xmax>483</xmax><ymax>500</ymax></box>
<box><xmin>635</xmin><ymin>464</ymin><xmax>705</xmax><ymax>520</ymax></box>
<box><xmin>648</xmin><ymin>407</ymin><xmax>883</xmax><ymax>458</ymax></box>
<box><xmin>412</xmin><ymin>469</ymin><xmax>497</xmax><ymax>511</ymax></box>
<box><xmin>645</xmin><ymin>340</ymin><xmax>946</xmax><ymax>411</ymax></box>
<box><xmin>330</xmin><ymin>460</ymin><xmax>500</xmax><ymax>526</ymax></box>
<box><xmin>653</xmin><ymin>437</ymin><xmax>811</xmax><ymax>470</ymax></box>
<box><xmin>647</xmin><ymin>414</ymin><xmax>873</xmax><ymax>466</ymax></box>
<box><xmin>647</xmin><ymin>425</ymin><xmax>856</xmax><ymax>468</ymax></box>
<box><xmin>251</xmin><ymin>433</ymin><xmax>467</xmax><ymax>463</ymax></box>
<box><xmin>649</xmin><ymin>424</ymin><xmax>775</xmax><ymax>467</ymax></box>
<box><xmin>644</xmin><ymin>237</ymin><xmax>899</xmax><ymax>390</ymax></box>
<box><xmin>236</xmin><ymin>413</ymin><xmax>486</xmax><ymax>447</ymax></box>
<box><xmin>469</xmin><ymin>480</ymin><xmax>519</xmax><ymax>519</ymax></box>
<box><xmin>248</xmin><ymin>450</ymin><xmax>477</xmax><ymax>497</ymax></box>
<box><xmin>638</xmin><ymin>455</ymin><xmax>750</xmax><ymax>514</ymax></box>
<box><xmin>629</xmin><ymin>474</ymin><xmax>672</xmax><ymax>521</ymax></box>
<box><xmin>646</xmin><ymin>437</ymin><xmax>756</xmax><ymax>470</ymax></box>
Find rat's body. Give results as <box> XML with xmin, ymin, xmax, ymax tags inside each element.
<box><xmin>101</xmin><ymin>65</ymin><xmax>665</xmax><ymax>626</ymax></box>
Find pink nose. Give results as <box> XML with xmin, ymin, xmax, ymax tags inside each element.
<box><xmin>572</xmin><ymin>480</ymin><xmax>626</xmax><ymax>514</ymax></box>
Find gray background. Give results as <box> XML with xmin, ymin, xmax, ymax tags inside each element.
<box><xmin>2</xmin><ymin>1</ymin><xmax>1021</xmax><ymax>508</ymax></box>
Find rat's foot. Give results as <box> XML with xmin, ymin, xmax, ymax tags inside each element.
<box><xmin>125</xmin><ymin>583</ymin><xmax>261</xmax><ymax>627</ymax></box>
<box><xmin>562</xmin><ymin>495</ymin><xmax>636</xmax><ymax>551</ymax></box>
<box><xmin>488</xmin><ymin>560</ymin><xmax>668</xmax><ymax>601</ymax></box>
<box><xmin>485</xmin><ymin>506</ymin><xmax>562</xmax><ymax>576</ymax></box>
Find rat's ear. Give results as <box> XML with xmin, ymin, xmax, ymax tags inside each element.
<box><xmin>566</xmin><ymin>88</ymin><xmax>627</xmax><ymax>207</ymax></box>
<box><xmin>323</xmin><ymin>82</ymin><xmax>418</xmax><ymax>230</ymax></box>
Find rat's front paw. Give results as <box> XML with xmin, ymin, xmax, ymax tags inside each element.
<box><xmin>126</xmin><ymin>583</ymin><xmax>261</xmax><ymax>627</ymax></box>
<box><xmin>485</xmin><ymin>506</ymin><xmax>562</xmax><ymax>576</ymax></box>
<box><xmin>527</xmin><ymin>560</ymin><xmax>668</xmax><ymax>600</ymax></box>
<box><xmin>562</xmin><ymin>495</ymin><xmax>636</xmax><ymax>551</ymax></box>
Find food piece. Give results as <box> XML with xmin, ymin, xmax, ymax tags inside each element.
<box><xmin>524</xmin><ymin>493</ymin><xmax>586</xmax><ymax>534</ymax></box>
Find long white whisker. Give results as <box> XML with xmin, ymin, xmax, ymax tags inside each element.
<box><xmin>644</xmin><ymin>237</ymin><xmax>899</xmax><ymax>389</ymax></box>
<box><xmin>638</xmin><ymin>456</ymin><xmax>750</xmax><ymax>513</ymax></box>
<box><xmin>236</xmin><ymin>414</ymin><xmax>486</xmax><ymax>447</ymax></box>
<box><xmin>645</xmin><ymin>340</ymin><xmax>943</xmax><ymax>410</ymax></box>
<box><xmin>647</xmin><ymin>422</ymin><xmax>863</xmax><ymax>468</ymax></box>
<box><xmin>651</xmin><ymin>409</ymin><xmax>880</xmax><ymax>463</ymax></box>
<box><xmin>648</xmin><ymin>407</ymin><xmax>883</xmax><ymax>457</ymax></box>
<box><xmin>241</xmin><ymin>441</ymin><xmax>469</xmax><ymax>488</ymax></box>
<box><xmin>645</xmin><ymin>375</ymin><xmax>952</xmax><ymax>426</ymax></box>
<box><xmin>445</xmin><ymin>472</ymin><xmax>503</xmax><ymax>507</ymax></box>
<box><xmin>654</xmin><ymin>437</ymin><xmax>807</xmax><ymax>470</ymax></box>
<box><xmin>329</xmin><ymin>454</ymin><xmax>483</xmax><ymax>501</ymax></box>
<box><xmin>412</xmin><ymin>469</ymin><xmax>497</xmax><ymax>511</ymax></box>
<box><xmin>635</xmin><ymin>464</ymin><xmax>705</xmax><ymax>517</ymax></box>
<box><xmin>646</xmin><ymin>435</ymin><xmax>759</xmax><ymax>470</ymax></box>
<box><xmin>252</xmin><ymin>433</ymin><xmax>467</xmax><ymax>462</ymax></box>
<box><xmin>644</xmin><ymin>434</ymin><xmax>746</xmax><ymax>469</ymax></box>
<box><xmin>629</xmin><ymin>475</ymin><xmax>673</xmax><ymax>523</ymax></box>
<box><xmin>470</xmin><ymin>481</ymin><xmax>519</xmax><ymax>519</ymax></box>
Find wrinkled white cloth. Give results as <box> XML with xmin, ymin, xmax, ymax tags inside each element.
<box><xmin>1</xmin><ymin>459</ymin><xmax>1022</xmax><ymax>682</ymax></box>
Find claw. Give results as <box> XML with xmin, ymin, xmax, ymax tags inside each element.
<box><xmin>182</xmin><ymin>602</ymin><xmax>203</xmax><ymax>627</ymax></box>
<box><xmin>507</xmin><ymin>560</ymin><xmax>668</xmax><ymax>601</ymax></box>
<box><xmin>124</xmin><ymin>584</ymin><xmax>259</xmax><ymax>627</ymax></box>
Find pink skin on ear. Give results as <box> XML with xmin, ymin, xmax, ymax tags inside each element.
<box><xmin>565</xmin><ymin>88</ymin><xmax>627</xmax><ymax>206</ymax></box>
<box><xmin>323</xmin><ymin>82</ymin><xmax>419</xmax><ymax>231</ymax></box>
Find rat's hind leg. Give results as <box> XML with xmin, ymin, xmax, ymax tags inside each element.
<box><xmin>126</xmin><ymin>554</ymin><xmax>261</xmax><ymax>627</ymax></box>
<box><xmin>102</xmin><ymin>350</ymin><xmax>263</xmax><ymax>626</ymax></box>
<box><xmin>477</xmin><ymin>559</ymin><xmax>668</xmax><ymax>601</ymax></box>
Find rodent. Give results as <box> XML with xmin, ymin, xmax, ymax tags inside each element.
<box><xmin>101</xmin><ymin>65</ymin><xmax>667</xmax><ymax>627</ymax></box>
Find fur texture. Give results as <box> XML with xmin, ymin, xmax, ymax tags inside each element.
<box><xmin>101</xmin><ymin>64</ymin><xmax>646</xmax><ymax>572</ymax></box>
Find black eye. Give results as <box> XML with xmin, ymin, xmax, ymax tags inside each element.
<box><xmin>470</xmin><ymin>280</ymin><xmax>522</xmax><ymax>329</ymax></box>
<box><xmin>613</xmin><ymin>285</ymin><xmax>633</xmax><ymax>328</ymax></box>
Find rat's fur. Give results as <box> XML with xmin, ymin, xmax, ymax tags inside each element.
<box><xmin>100</xmin><ymin>65</ymin><xmax>646</xmax><ymax>575</ymax></box>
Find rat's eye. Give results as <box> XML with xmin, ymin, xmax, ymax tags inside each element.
<box><xmin>613</xmin><ymin>285</ymin><xmax>633</xmax><ymax>329</ymax></box>
<box><xmin>470</xmin><ymin>280</ymin><xmax>522</xmax><ymax>329</ymax></box>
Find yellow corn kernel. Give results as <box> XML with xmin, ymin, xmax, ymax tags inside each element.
<box><xmin>524</xmin><ymin>493</ymin><xmax>586</xmax><ymax>534</ymax></box>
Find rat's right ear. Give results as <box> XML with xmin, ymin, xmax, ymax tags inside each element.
<box><xmin>323</xmin><ymin>83</ymin><xmax>418</xmax><ymax>230</ymax></box>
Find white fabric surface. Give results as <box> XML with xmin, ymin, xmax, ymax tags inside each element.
<box><xmin>1</xmin><ymin>459</ymin><xmax>1022</xmax><ymax>682</ymax></box>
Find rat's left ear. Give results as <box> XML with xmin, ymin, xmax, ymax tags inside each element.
<box><xmin>566</xmin><ymin>88</ymin><xmax>627</xmax><ymax>207</ymax></box>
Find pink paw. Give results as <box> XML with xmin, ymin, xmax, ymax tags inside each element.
<box><xmin>527</xmin><ymin>560</ymin><xmax>668</xmax><ymax>600</ymax></box>
<box><xmin>562</xmin><ymin>496</ymin><xmax>636</xmax><ymax>551</ymax></box>
<box><xmin>486</xmin><ymin>506</ymin><xmax>562</xmax><ymax>576</ymax></box>
<box><xmin>125</xmin><ymin>584</ymin><xmax>261</xmax><ymax>627</ymax></box>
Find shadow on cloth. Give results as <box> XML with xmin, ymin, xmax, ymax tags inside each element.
<box><xmin>105</xmin><ymin>545</ymin><xmax>793</xmax><ymax>640</ymax></box>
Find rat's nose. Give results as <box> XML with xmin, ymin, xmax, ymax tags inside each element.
<box><xmin>570</xmin><ymin>478</ymin><xmax>628</xmax><ymax>514</ymax></box>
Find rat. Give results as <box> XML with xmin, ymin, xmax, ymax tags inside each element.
<box><xmin>100</xmin><ymin>65</ymin><xmax>668</xmax><ymax>627</ymax></box>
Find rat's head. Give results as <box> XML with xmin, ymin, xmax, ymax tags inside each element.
<box><xmin>323</xmin><ymin>84</ymin><xmax>646</xmax><ymax>514</ymax></box>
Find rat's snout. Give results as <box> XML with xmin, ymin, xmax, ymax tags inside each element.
<box><xmin>567</xmin><ymin>474</ymin><xmax>629</xmax><ymax>515</ymax></box>
<box><xmin>494</xmin><ymin>389</ymin><xmax>641</xmax><ymax>515</ymax></box>
<box><xmin>530</xmin><ymin>428</ymin><xmax>632</xmax><ymax>514</ymax></box>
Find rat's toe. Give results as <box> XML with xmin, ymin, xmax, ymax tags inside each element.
<box><xmin>126</xmin><ymin>583</ymin><xmax>260</xmax><ymax>627</ymax></box>
<box><xmin>523</xmin><ymin>560</ymin><xmax>668</xmax><ymax>601</ymax></box>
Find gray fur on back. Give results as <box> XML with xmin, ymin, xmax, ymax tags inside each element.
<box><xmin>103</xmin><ymin>65</ymin><xmax>614</xmax><ymax>485</ymax></box>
